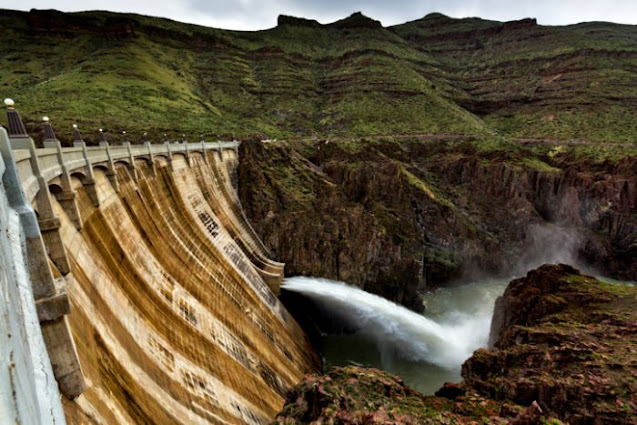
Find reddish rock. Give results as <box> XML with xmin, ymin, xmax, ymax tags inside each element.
<box><xmin>435</xmin><ymin>382</ymin><xmax>466</xmax><ymax>400</ymax></box>
<box><xmin>464</xmin><ymin>265</ymin><xmax>637</xmax><ymax>424</ymax></box>
<box><xmin>510</xmin><ymin>401</ymin><xmax>543</xmax><ymax>425</ymax></box>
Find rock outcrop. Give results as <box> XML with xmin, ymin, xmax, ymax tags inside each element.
<box><xmin>274</xmin><ymin>264</ymin><xmax>636</xmax><ymax>424</ymax></box>
<box><xmin>239</xmin><ymin>138</ymin><xmax>637</xmax><ymax>310</ymax></box>
<box><xmin>274</xmin><ymin>366</ymin><xmax>537</xmax><ymax>424</ymax></box>
<box><xmin>464</xmin><ymin>264</ymin><xmax>637</xmax><ymax>424</ymax></box>
<box><xmin>329</xmin><ymin>12</ymin><xmax>383</xmax><ymax>29</ymax></box>
<box><xmin>277</xmin><ymin>15</ymin><xmax>321</xmax><ymax>28</ymax></box>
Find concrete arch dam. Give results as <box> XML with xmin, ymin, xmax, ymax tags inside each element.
<box><xmin>0</xmin><ymin>107</ymin><xmax>319</xmax><ymax>425</ymax></box>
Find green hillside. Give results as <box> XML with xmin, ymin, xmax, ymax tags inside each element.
<box><xmin>393</xmin><ymin>14</ymin><xmax>637</xmax><ymax>142</ymax></box>
<box><xmin>0</xmin><ymin>9</ymin><xmax>635</xmax><ymax>144</ymax></box>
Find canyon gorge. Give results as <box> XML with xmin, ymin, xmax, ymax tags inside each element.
<box><xmin>0</xmin><ymin>6</ymin><xmax>635</xmax><ymax>425</ymax></box>
<box><xmin>238</xmin><ymin>138</ymin><xmax>636</xmax><ymax>310</ymax></box>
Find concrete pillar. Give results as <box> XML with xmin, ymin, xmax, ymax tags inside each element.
<box><xmin>55</xmin><ymin>191</ymin><xmax>82</xmax><ymax>230</ymax></box>
<box><xmin>14</xmin><ymin>136</ymin><xmax>71</xmax><ymax>276</ymax></box>
<box><xmin>124</xmin><ymin>141</ymin><xmax>139</xmax><ymax>183</ymax></box>
<box><xmin>200</xmin><ymin>138</ymin><xmax>209</xmax><ymax>164</ymax></box>
<box><xmin>44</xmin><ymin>140</ymin><xmax>83</xmax><ymax>230</ymax></box>
<box><xmin>100</xmin><ymin>140</ymin><xmax>120</xmax><ymax>193</ymax></box>
<box><xmin>77</xmin><ymin>140</ymin><xmax>100</xmax><ymax>207</ymax></box>
<box><xmin>184</xmin><ymin>140</ymin><xmax>191</xmax><ymax>166</ymax></box>
<box><xmin>40</xmin><ymin>315</ymin><xmax>87</xmax><ymax>399</ymax></box>
<box><xmin>145</xmin><ymin>141</ymin><xmax>156</xmax><ymax>176</ymax></box>
<box><xmin>164</xmin><ymin>141</ymin><xmax>173</xmax><ymax>171</ymax></box>
<box><xmin>0</xmin><ymin>129</ymin><xmax>57</xmax><ymax>299</ymax></box>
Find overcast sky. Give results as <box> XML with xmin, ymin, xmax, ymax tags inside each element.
<box><xmin>1</xmin><ymin>0</ymin><xmax>636</xmax><ymax>30</ymax></box>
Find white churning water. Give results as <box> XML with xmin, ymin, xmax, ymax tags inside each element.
<box><xmin>282</xmin><ymin>276</ymin><xmax>509</xmax><ymax>394</ymax></box>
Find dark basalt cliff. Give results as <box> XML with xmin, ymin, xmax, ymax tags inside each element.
<box><xmin>238</xmin><ymin>139</ymin><xmax>636</xmax><ymax>309</ymax></box>
<box><xmin>464</xmin><ymin>264</ymin><xmax>637</xmax><ymax>424</ymax></box>
<box><xmin>274</xmin><ymin>265</ymin><xmax>637</xmax><ymax>424</ymax></box>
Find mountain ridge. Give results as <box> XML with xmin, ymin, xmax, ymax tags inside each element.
<box><xmin>0</xmin><ymin>8</ymin><xmax>635</xmax><ymax>144</ymax></box>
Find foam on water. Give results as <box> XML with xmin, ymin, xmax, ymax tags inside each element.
<box><xmin>282</xmin><ymin>276</ymin><xmax>509</xmax><ymax>394</ymax></box>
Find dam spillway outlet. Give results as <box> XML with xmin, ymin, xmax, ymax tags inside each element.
<box><xmin>0</xmin><ymin>124</ymin><xmax>319</xmax><ymax>425</ymax></box>
<box><xmin>281</xmin><ymin>276</ymin><xmax>509</xmax><ymax>395</ymax></box>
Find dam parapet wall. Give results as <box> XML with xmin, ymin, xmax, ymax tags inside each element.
<box><xmin>0</xmin><ymin>101</ymin><xmax>316</xmax><ymax>424</ymax></box>
<box><xmin>0</xmin><ymin>127</ymin><xmax>68</xmax><ymax>424</ymax></box>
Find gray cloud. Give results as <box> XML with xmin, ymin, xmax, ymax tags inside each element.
<box><xmin>2</xmin><ymin>0</ymin><xmax>636</xmax><ymax>30</ymax></box>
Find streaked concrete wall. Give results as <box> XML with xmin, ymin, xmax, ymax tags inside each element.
<box><xmin>59</xmin><ymin>151</ymin><xmax>318</xmax><ymax>424</ymax></box>
<box><xmin>1</xmin><ymin>123</ymin><xmax>318</xmax><ymax>424</ymax></box>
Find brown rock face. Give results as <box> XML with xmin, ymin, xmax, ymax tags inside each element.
<box><xmin>238</xmin><ymin>140</ymin><xmax>437</xmax><ymax>311</ymax></box>
<box><xmin>238</xmin><ymin>139</ymin><xmax>637</xmax><ymax>310</ymax></box>
<box><xmin>464</xmin><ymin>264</ymin><xmax>637</xmax><ymax>424</ymax></box>
<box><xmin>488</xmin><ymin>263</ymin><xmax>583</xmax><ymax>347</ymax></box>
<box><xmin>277</xmin><ymin>15</ymin><xmax>321</xmax><ymax>27</ymax></box>
<box><xmin>274</xmin><ymin>366</ymin><xmax>538</xmax><ymax>424</ymax></box>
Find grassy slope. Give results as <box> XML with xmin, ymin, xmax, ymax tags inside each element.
<box><xmin>1</xmin><ymin>9</ymin><xmax>635</xmax><ymax>146</ymax></box>
<box><xmin>393</xmin><ymin>14</ymin><xmax>637</xmax><ymax>142</ymax></box>
<box><xmin>0</xmin><ymin>9</ymin><xmax>487</xmax><ymax>143</ymax></box>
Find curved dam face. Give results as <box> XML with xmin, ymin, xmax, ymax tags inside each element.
<box><xmin>62</xmin><ymin>150</ymin><xmax>319</xmax><ymax>423</ymax></box>
<box><xmin>59</xmin><ymin>151</ymin><xmax>318</xmax><ymax>424</ymax></box>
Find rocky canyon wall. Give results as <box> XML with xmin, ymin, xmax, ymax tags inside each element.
<box><xmin>238</xmin><ymin>139</ymin><xmax>636</xmax><ymax>310</ymax></box>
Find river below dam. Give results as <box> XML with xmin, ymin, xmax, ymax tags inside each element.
<box><xmin>281</xmin><ymin>276</ymin><xmax>509</xmax><ymax>395</ymax></box>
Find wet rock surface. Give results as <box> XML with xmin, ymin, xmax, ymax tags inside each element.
<box><xmin>273</xmin><ymin>264</ymin><xmax>636</xmax><ymax>424</ymax></box>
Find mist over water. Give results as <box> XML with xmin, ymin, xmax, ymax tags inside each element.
<box><xmin>282</xmin><ymin>277</ymin><xmax>509</xmax><ymax>394</ymax></box>
<box><xmin>516</xmin><ymin>223</ymin><xmax>585</xmax><ymax>275</ymax></box>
